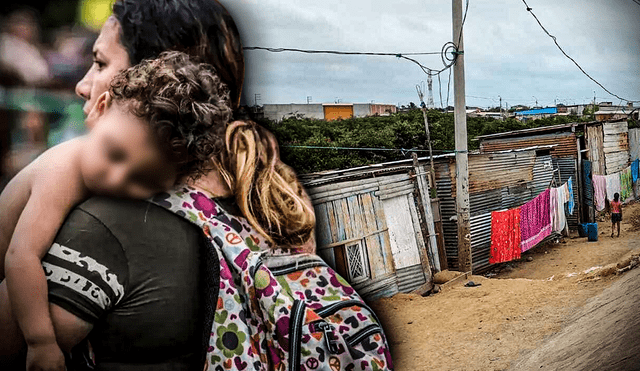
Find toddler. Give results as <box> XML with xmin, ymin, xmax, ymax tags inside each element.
<box><xmin>0</xmin><ymin>51</ymin><xmax>232</xmax><ymax>369</ymax></box>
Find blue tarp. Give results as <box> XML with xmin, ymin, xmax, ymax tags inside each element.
<box><xmin>514</xmin><ymin>107</ymin><xmax>558</xmax><ymax>116</ymax></box>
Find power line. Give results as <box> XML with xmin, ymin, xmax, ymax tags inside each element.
<box><xmin>633</xmin><ymin>0</ymin><xmax>640</xmax><ymax>7</ymax></box>
<box><xmin>245</xmin><ymin>1</ymin><xmax>471</xmax><ymax>104</ymax></box>
<box><xmin>243</xmin><ymin>46</ymin><xmax>446</xmax><ymax>76</ymax></box>
<box><xmin>281</xmin><ymin>145</ymin><xmax>451</xmax><ymax>153</ymax></box>
<box><xmin>243</xmin><ymin>47</ymin><xmax>441</xmax><ymax>56</ymax></box>
<box><xmin>521</xmin><ymin>0</ymin><xmax>639</xmax><ymax>103</ymax></box>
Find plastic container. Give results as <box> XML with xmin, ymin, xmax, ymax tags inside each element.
<box><xmin>578</xmin><ymin>224</ymin><xmax>588</xmax><ymax>237</ymax></box>
<box><xmin>586</xmin><ymin>223</ymin><xmax>598</xmax><ymax>242</ymax></box>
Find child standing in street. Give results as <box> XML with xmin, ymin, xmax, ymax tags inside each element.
<box><xmin>610</xmin><ymin>192</ymin><xmax>622</xmax><ymax>238</ymax></box>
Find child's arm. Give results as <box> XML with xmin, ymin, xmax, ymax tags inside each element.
<box><xmin>0</xmin><ymin>167</ymin><xmax>32</xmax><ymax>280</ymax></box>
<box><xmin>4</xmin><ymin>152</ymin><xmax>88</xmax><ymax>370</ymax></box>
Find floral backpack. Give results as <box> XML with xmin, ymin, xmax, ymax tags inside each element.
<box><xmin>152</xmin><ymin>187</ymin><xmax>393</xmax><ymax>371</ymax></box>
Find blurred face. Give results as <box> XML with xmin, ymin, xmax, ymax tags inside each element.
<box><xmin>80</xmin><ymin>93</ymin><xmax>178</xmax><ymax>199</ymax></box>
<box><xmin>75</xmin><ymin>16</ymin><xmax>131</xmax><ymax>118</ymax></box>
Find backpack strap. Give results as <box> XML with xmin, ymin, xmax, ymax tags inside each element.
<box><xmin>151</xmin><ymin>187</ymin><xmax>311</xmax><ymax>370</ymax></box>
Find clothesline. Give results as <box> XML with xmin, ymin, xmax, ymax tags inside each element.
<box><xmin>489</xmin><ymin>158</ymin><xmax>640</xmax><ymax>265</ymax></box>
<box><xmin>490</xmin><ymin>177</ymin><xmax>574</xmax><ymax>265</ymax></box>
<box><xmin>592</xmin><ymin>159</ymin><xmax>639</xmax><ymax>211</ymax></box>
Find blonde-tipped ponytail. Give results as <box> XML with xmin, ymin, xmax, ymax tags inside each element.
<box><xmin>214</xmin><ymin>120</ymin><xmax>315</xmax><ymax>248</ymax></box>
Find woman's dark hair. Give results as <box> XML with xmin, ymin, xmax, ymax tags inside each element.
<box><xmin>109</xmin><ymin>51</ymin><xmax>232</xmax><ymax>180</ymax></box>
<box><xmin>614</xmin><ymin>193</ymin><xmax>619</xmax><ymax>202</ymax></box>
<box><xmin>112</xmin><ymin>0</ymin><xmax>244</xmax><ymax>109</ymax></box>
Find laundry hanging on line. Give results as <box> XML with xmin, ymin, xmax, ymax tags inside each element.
<box><xmin>490</xmin><ymin>208</ymin><xmax>521</xmax><ymax>264</ymax></box>
<box><xmin>592</xmin><ymin>174</ymin><xmax>607</xmax><ymax>211</ymax></box>
<box><xmin>620</xmin><ymin>166</ymin><xmax>633</xmax><ymax>202</ymax></box>
<box><xmin>567</xmin><ymin>177</ymin><xmax>574</xmax><ymax>215</ymax></box>
<box><xmin>519</xmin><ymin>188</ymin><xmax>551</xmax><ymax>253</ymax></box>
<box><xmin>604</xmin><ymin>173</ymin><xmax>621</xmax><ymax>202</ymax></box>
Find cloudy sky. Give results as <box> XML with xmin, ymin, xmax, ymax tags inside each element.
<box><xmin>223</xmin><ymin>0</ymin><xmax>640</xmax><ymax>109</ymax></box>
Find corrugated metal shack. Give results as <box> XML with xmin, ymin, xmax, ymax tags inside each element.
<box><xmin>301</xmin><ymin>145</ymin><xmax>559</xmax><ymax>289</ymax></box>
<box><xmin>476</xmin><ymin>124</ymin><xmax>581</xmax><ymax>232</ymax></box>
<box><xmin>630</xmin><ymin>128</ymin><xmax>640</xmax><ymax>162</ymax></box>
<box><xmin>300</xmin><ymin>160</ymin><xmax>443</xmax><ymax>301</ymax></box>
<box><xmin>584</xmin><ymin>120</ymin><xmax>630</xmax><ymax>175</ymax></box>
<box><xmin>431</xmin><ymin>147</ymin><xmax>557</xmax><ymax>272</ymax></box>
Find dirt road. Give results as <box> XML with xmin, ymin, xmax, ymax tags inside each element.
<box><xmin>508</xmin><ymin>267</ymin><xmax>640</xmax><ymax>371</ymax></box>
<box><xmin>370</xmin><ymin>202</ymin><xmax>640</xmax><ymax>371</ymax></box>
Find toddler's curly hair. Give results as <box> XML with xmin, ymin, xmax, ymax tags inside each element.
<box><xmin>109</xmin><ymin>51</ymin><xmax>315</xmax><ymax>248</ymax></box>
<box><xmin>109</xmin><ymin>50</ymin><xmax>232</xmax><ymax>179</ymax></box>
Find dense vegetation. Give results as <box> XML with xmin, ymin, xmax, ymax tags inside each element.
<box><xmin>255</xmin><ymin>109</ymin><xmax>604</xmax><ymax>175</ymax></box>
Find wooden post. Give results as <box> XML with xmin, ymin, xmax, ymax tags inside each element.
<box><xmin>453</xmin><ymin>0</ymin><xmax>472</xmax><ymax>273</ymax></box>
<box><xmin>412</xmin><ymin>153</ymin><xmax>441</xmax><ymax>272</ymax></box>
<box><xmin>575</xmin><ymin>134</ymin><xmax>582</xmax><ymax>225</ymax></box>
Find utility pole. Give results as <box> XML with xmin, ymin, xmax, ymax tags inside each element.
<box><xmin>499</xmin><ymin>95</ymin><xmax>502</xmax><ymax>118</ymax></box>
<box><xmin>453</xmin><ymin>0</ymin><xmax>471</xmax><ymax>273</ymax></box>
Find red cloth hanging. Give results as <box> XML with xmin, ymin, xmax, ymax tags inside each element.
<box><xmin>489</xmin><ymin>208</ymin><xmax>522</xmax><ymax>264</ymax></box>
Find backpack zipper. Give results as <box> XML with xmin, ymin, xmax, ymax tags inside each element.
<box><xmin>289</xmin><ymin>300</ymin><xmax>306</xmax><ymax>371</ymax></box>
<box><xmin>269</xmin><ymin>259</ymin><xmax>328</xmax><ymax>276</ymax></box>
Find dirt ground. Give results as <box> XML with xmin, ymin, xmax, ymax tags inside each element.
<box><xmin>370</xmin><ymin>202</ymin><xmax>640</xmax><ymax>371</ymax></box>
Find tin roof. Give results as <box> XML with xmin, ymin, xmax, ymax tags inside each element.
<box><xmin>475</xmin><ymin>122</ymin><xmax>594</xmax><ymax>141</ymax></box>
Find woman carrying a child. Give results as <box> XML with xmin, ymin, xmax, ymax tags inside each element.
<box><xmin>0</xmin><ymin>0</ymin><xmax>316</xmax><ymax>369</ymax></box>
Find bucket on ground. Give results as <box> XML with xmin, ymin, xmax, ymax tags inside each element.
<box><xmin>586</xmin><ymin>223</ymin><xmax>598</xmax><ymax>242</ymax></box>
<box><xmin>578</xmin><ymin>224</ymin><xmax>588</xmax><ymax>237</ymax></box>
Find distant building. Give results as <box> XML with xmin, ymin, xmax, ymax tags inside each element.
<box><xmin>262</xmin><ymin>102</ymin><xmax>397</xmax><ymax>122</ymax></box>
<box><xmin>470</xmin><ymin>111</ymin><xmax>504</xmax><ymax>120</ymax></box>
<box><xmin>594</xmin><ymin>102</ymin><xmax>638</xmax><ymax>122</ymax></box>
<box><xmin>514</xmin><ymin>107</ymin><xmax>557</xmax><ymax>120</ymax></box>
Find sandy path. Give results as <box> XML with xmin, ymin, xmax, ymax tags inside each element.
<box><xmin>508</xmin><ymin>267</ymin><xmax>640</xmax><ymax>371</ymax></box>
<box><xmin>370</xmin><ymin>202</ymin><xmax>640</xmax><ymax>371</ymax></box>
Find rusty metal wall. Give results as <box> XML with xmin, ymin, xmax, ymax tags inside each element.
<box><xmin>532</xmin><ymin>155</ymin><xmax>555</xmax><ymax>195</ymax></box>
<box><xmin>396</xmin><ymin>264</ymin><xmax>427</xmax><ymax>292</ymax></box>
<box><xmin>630</xmin><ymin>128</ymin><xmax>640</xmax><ymax>162</ymax></box>
<box><xmin>480</xmin><ymin>132</ymin><xmax>578</xmax><ymax>158</ymax></box>
<box><xmin>433</xmin><ymin>151</ymin><xmax>555</xmax><ymax>272</ymax></box>
<box><xmin>434</xmin><ymin>159</ymin><xmax>459</xmax><ymax>269</ymax></box>
<box><xmin>449</xmin><ymin>151</ymin><xmax>536</xmax><ymax>197</ymax></box>
<box><xmin>602</xmin><ymin>121</ymin><xmax>630</xmax><ymax>174</ymax></box>
<box><xmin>470</xmin><ymin>213</ymin><xmax>492</xmax><ymax>272</ymax></box>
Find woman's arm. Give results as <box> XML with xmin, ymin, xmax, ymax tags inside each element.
<box><xmin>4</xmin><ymin>159</ymin><xmax>87</xmax><ymax>371</ymax></box>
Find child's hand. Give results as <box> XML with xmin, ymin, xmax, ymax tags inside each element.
<box><xmin>26</xmin><ymin>341</ymin><xmax>66</xmax><ymax>371</ymax></box>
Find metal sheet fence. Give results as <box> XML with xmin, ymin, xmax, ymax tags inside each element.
<box><xmin>434</xmin><ymin>152</ymin><xmax>556</xmax><ymax>272</ymax></box>
<box><xmin>553</xmin><ymin>157</ymin><xmax>579</xmax><ymax>230</ymax></box>
<box><xmin>630</xmin><ymin>128</ymin><xmax>640</xmax><ymax>162</ymax></box>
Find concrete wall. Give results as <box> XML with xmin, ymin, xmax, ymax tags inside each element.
<box><xmin>262</xmin><ymin>104</ymin><xmax>324</xmax><ymax>122</ymax></box>
<box><xmin>353</xmin><ymin>104</ymin><xmax>371</xmax><ymax>118</ymax></box>
<box><xmin>263</xmin><ymin>103</ymin><xmax>397</xmax><ymax>122</ymax></box>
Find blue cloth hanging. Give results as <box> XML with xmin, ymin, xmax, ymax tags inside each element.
<box><xmin>633</xmin><ymin>159</ymin><xmax>639</xmax><ymax>183</ymax></box>
<box><xmin>583</xmin><ymin>160</ymin><xmax>593</xmax><ymax>206</ymax></box>
<box><xmin>567</xmin><ymin>177</ymin><xmax>574</xmax><ymax>215</ymax></box>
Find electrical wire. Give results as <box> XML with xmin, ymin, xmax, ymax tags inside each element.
<box><xmin>438</xmin><ymin>73</ymin><xmax>444</xmax><ymax>108</ymax></box>
<box><xmin>281</xmin><ymin>145</ymin><xmax>448</xmax><ymax>153</ymax></box>
<box><xmin>633</xmin><ymin>0</ymin><xmax>640</xmax><ymax>7</ymax></box>
<box><xmin>521</xmin><ymin>0</ymin><xmax>639</xmax><ymax>103</ymax></box>
<box><xmin>244</xmin><ymin>46</ymin><xmax>444</xmax><ymax>76</ymax></box>
<box><xmin>446</xmin><ymin>66</ymin><xmax>453</xmax><ymax>108</ymax></box>
<box><xmin>244</xmin><ymin>1</ymin><xmax>471</xmax><ymax>105</ymax></box>
<box><xmin>242</xmin><ymin>47</ymin><xmax>441</xmax><ymax>56</ymax></box>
